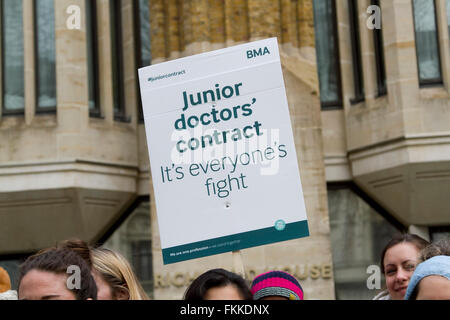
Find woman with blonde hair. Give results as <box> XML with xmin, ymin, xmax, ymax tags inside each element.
<box><xmin>90</xmin><ymin>247</ymin><xmax>149</xmax><ymax>300</ymax></box>
<box><xmin>57</xmin><ymin>239</ymin><xmax>149</xmax><ymax>300</ymax></box>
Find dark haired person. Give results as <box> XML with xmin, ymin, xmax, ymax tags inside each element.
<box><xmin>184</xmin><ymin>268</ymin><xmax>252</xmax><ymax>300</ymax></box>
<box><xmin>405</xmin><ymin>239</ymin><xmax>450</xmax><ymax>300</ymax></box>
<box><xmin>18</xmin><ymin>248</ymin><xmax>97</xmax><ymax>300</ymax></box>
<box><xmin>373</xmin><ymin>233</ymin><xmax>429</xmax><ymax>300</ymax></box>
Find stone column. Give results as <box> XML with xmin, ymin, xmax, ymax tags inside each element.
<box><xmin>23</xmin><ymin>0</ymin><xmax>36</xmax><ymax>125</ymax></box>
<box><xmin>381</xmin><ymin>0</ymin><xmax>420</xmax><ymax>132</ymax></box>
<box><xmin>54</xmin><ymin>0</ymin><xmax>89</xmax><ymax>158</ymax></box>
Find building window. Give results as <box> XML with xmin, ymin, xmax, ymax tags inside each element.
<box><xmin>348</xmin><ymin>0</ymin><xmax>364</xmax><ymax>103</ymax></box>
<box><xmin>430</xmin><ymin>226</ymin><xmax>450</xmax><ymax>242</ymax></box>
<box><xmin>313</xmin><ymin>0</ymin><xmax>342</xmax><ymax>109</ymax></box>
<box><xmin>327</xmin><ymin>183</ymin><xmax>403</xmax><ymax>300</ymax></box>
<box><xmin>110</xmin><ymin>0</ymin><xmax>126</xmax><ymax>121</ymax></box>
<box><xmin>135</xmin><ymin>0</ymin><xmax>151</xmax><ymax>68</ymax></box>
<box><xmin>102</xmin><ymin>199</ymin><xmax>153</xmax><ymax>298</ymax></box>
<box><xmin>86</xmin><ymin>0</ymin><xmax>100</xmax><ymax>117</ymax></box>
<box><xmin>412</xmin><ymin>0</ymin><xmax>442</xmax><ymax>86</ymax></box>
<box><xmin>134</xmin><ymin>0</ymin><xmax>151</xmax><ymax>122</ymax></box>
<box><xmin>1</xmin><ymin>0</ymin><xmax>25</xmax><ymax>115</ymax></box>
<box><xmin>35</xmin><ymin>0</ymin><xmax>57</xmax><ymax>112</ymax></box>
<box><xmin>131</xmin><ymin>240</ymin><xmax>153</xmax><ymax>289</ymax></box>
<box><xmin>371</xmin><ymin>0</ymin><xmax>387</xmax><ymax>97</ymax></box>
<box><xmin>447</xmin><ymin>0</ymin><xmax>450</xmax><ymax>42</ymax></box>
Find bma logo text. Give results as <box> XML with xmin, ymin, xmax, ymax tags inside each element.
<box><xmin>247</xmin><ymin>46</ymin><xmax>271</xmax><ymax>59</ymax></box>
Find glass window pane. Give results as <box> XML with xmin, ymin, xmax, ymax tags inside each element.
<box><xmin>139</xmin><ymin>0</ymin><xmax>151</xmax><ymax>67</ymax></box>
<box><xmin>103</xmin><ymin>201</ymin><xmax>153</xmax><ymax>298</ymax></box>
<box><xmin>313</xmin><ymin>0</ymin><xmax>342</xmax><ymax>107</ymax></box>
<box><xmin>110</xmin><ymin>0</ymin><xmax>125</xmax><ymax>118</ymax></box>
<box><xmin>2</xmin><ymin>0</ymin><xmax>24</xmax><ymax>113</ymax></box>
<box><xmin>86</xmin><ymin>0</ymin><xmax>99</xmax><ymax>114</ymax></box>
<box><xmin>447</xmin><ymin>0</ymin><xmax>450</xmax><ymax>42</ymax></box>
<box><xmin>430</xmin><ymin>226</ymin><xmax>450</xmax><ymax>242</ymax></box>
<box><xmin>349</xmin><ymin>0</ymin><xmax>364</xmax><ymax>102</ymax></box>
<box><xmin>327</xmin><ymin>187</ymin><xmax>399</xmax><ymax>300</ymax></box>
<box><xmin>372</xmin><ymin>0</ymin><xmax>387</xmax><ymax>96</ymax></box>
<box><xmin>413</xmin><ymin>0</ymin><xmax>442</xmax><ymax>84</ymax></box>
<box><xmin>135</xmin><ymin>0</ymin><xmax>151</xmax><ymax>122</ymax></box>
<box><xmin>131</xmin><ymin>240</ymin><xmax>152</xmax><ymax>281</ymax></box>
<box><xmin>36</xmin><ymin>0</ymin><xmax>57</xmax><ymax>110</ymax></box>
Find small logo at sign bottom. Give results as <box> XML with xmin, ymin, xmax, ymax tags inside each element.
<box><xmin>274</xmin><ymin>219</ymin><xmax>286</xmax><ymax>231</ymax></box>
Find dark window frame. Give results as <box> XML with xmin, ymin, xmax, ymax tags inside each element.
<box><xmin>86</xmin><ymin>0</ymin><xmax>101</xmax><ymax>118</ymax></box>
<box><xmin>371</xmin><ymin>0</ymin><xmax>387</xmax><ymax>97</ymax></box>
<box><xmin>110</xmin><ymin>0</ymin><xmax>128</xmax><ymax>122</ymax></box>
<box><xmin>412</xmin><ymin>0</ymin><xmax>443</xmax><ymax>87</ymax></box>
<box><xmin>348</xmin><ymin>0</ymin><xmax>365</xmax><ymax>104</ymax></box>
<box><xmin>316</xmin><ymin>0</ymin><xmax>344</xmax><ymax>110</ymax></box>
<box><xmin>0</xmin><ymin>0</ymin><xmax>25</xmax><ymax>116</ymax></box>
<box><xmin>34</xmin><ymin>0</ymin><xmax>57</xmax><ymax>114</ymax></box>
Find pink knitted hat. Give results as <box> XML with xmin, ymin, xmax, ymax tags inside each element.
<box><xmin>250</xmin><ymin>270</ymin><xmax>304</xmax><ymax>300</ymax></box>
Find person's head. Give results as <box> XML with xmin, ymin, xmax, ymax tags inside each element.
<box><xmin>18</xmin><ymin>248</ymin><xmax>97</xmax><ymax>300</ymax></box>
<box><xmin>380</xmin><ymin>233</ymin><xmax>429</xmax><ymax>300</ymax></box>
<box><xmin>57</xmin><ymin>239</ymin><xmax>149</xmax><ymax>300</ymax></box>
<box><xmin>250</xmin><ymin>270</ymin><xmax>304</xmax><ymax>300</ymax></box>
<box><xmin>419</xmin><ymin>239</ymin><xmax>450</xmax><ymax>262</ymax></box>
<box><xmin>90</xmin><ymin>247</ymin><xmax>149</xmax><ymax>300</ymax></box>
<box><xmin>404</xmin><ymin>255</ymin><xmax>450</xmax><ymax>300</ymax></box>
<box><xmin>184</xmin><ymin>268</ymin><xmax>252</xmax><ymax>300</ymax></box>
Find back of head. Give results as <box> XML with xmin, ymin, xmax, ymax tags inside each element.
<box><xmin>380</xmin><ymin>233</ymin><xmax>430</xmax><ymax>273</ymax></box>
<box><xmin>19</xmin><ymin>248</ymin><xmax>97</xmax><ymax>300</ymax></box>
<box><xmin>0</xmin><ymin>267</ymin><xmax>11</xmax><ymax>293</ymax></box>
<box><xmin>91</xmin><ymin>247</ymin><xmax>149</xmax><ymax>300</ymax></box>
<box><xmin>251</xmin><ymin>270</ymin><xmax>304</xmax><ymax>300</ymax></box>
<box><xmin>420</xmin><ymin>239</ymin><xmax>450</xmax><ymax>262</ymax></box>
<box><xmin>404</xmin><ymin>255</ymin><xmax>450</xmax><ymax>300</ymax></box>
<box><xmin>184</xmin><ymin>268</ymin><xmax>252</xmax><ymax>300</ymax></box>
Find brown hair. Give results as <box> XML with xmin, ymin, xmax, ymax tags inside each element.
<box><xmin>420</xmin><ymin>239</ymin><xmax>450</xmax><ymax>262</ymax></box>
<box><xmin>19</xmin><ymin>248</ymin><xmax>97</xmax><ymax>300</ymax></box>
<box><xmin>380</xmin><ymin>233</ymin><xmax>430</xmax><ymax>273</ymax></box>
<box><xmin>58</xmin><ymin>239</ymin><xmax>149</xmax><ymax>300</ymax></box>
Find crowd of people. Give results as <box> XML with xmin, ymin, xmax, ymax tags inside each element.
<box><xmin>0</xmin><ymin>234</ymin><xmax>448</xmax><ymax>300</ymax></box>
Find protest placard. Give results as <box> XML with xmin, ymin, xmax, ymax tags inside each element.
<box><xmin>139</xmin><ymin>38</ymin><xmax>309</xmax><ymax>264</ymax></box>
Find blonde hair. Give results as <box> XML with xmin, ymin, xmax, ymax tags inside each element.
<box><xmin>91</xmin><ymin>248</ymin><xmax>149</xmax><ymax>300</ymax></box>
<box><xmin>56</xmin><ymin>239</ymin><xmax>149</xmax><ymax>300</ymax></box>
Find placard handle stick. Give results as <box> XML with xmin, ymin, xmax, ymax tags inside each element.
<box><xmin>232</xmin><ymin>250</ymin><xmax>246</xmax><ymax>279</ymax></box>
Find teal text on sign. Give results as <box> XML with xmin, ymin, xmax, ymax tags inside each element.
<box><xmin>247</xmin><ymin>47</ymin><xmax>271</xmax><ymax>59</ymax></box>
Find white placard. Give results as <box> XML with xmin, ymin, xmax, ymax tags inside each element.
<box><xmin>139</xmin><ymin>38</ymin><xmax>309</xmax><ymax>264</ymax></box>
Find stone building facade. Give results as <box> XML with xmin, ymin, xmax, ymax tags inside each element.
<box><xmin>0</xmin><ymin>0</ymin><xmax>449</xmax><ymax>300</ymax></box>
